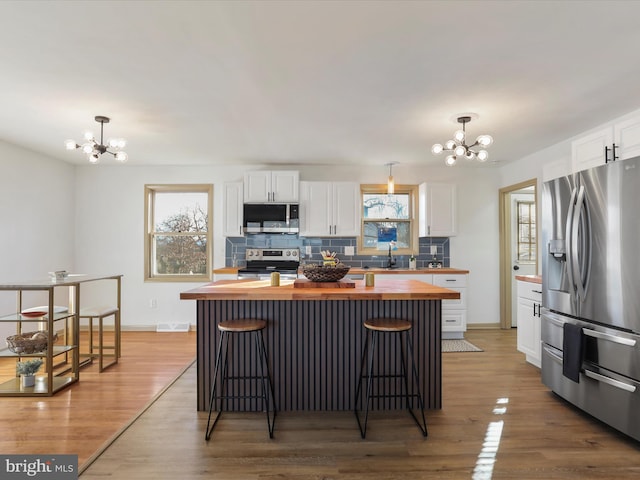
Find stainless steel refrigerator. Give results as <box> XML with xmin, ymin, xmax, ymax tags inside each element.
<box><xmin>541</xmin><ymin>155</ymin><xmax>640</xmax><ymax>442</ymax></box>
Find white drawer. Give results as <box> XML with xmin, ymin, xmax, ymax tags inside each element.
<box><xmin>517</xmin><ymin>280</ymin><xmax>542</xmax><ymax>302</ymax></box>
<box><xmin>442</xmin><ymin>287</ymin><xmax>466</xmax><ymax>309</ymax></box>
<box><xmin>442</xmin><ymin>311</ymin><xmax>466</xmax><ymax>331</ymax></box>
<box><xmin>433</xmin><ymin>274</ymin><xmax>467</xmax><ymax>288</ymax></box>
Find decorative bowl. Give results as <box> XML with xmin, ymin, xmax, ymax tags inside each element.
<box><xmin>302</xmin><ymin>264</ymin><xmax>350</xmax><ymax>282</ymax></box>
<box><xmin>6</xmin><ymin>331</ymin><xmax>58</xmax><ymax>354</ymax></box>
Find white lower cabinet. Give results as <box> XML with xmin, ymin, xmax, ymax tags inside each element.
<box><xmin>431</xmin><ymin>274</ymin><xmax>467</xmax><ymax>340</ymax></box>
<box><xmin>516</xmin><ymin>280</ymin><xmax>542</xmax><ymax>368</ymax></box>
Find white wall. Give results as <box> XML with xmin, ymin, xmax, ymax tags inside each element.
<box><xmin>0</xmin><ymin>140</ymin><xmax>75</xmax><ymax>340</ymax></box>
<box><xmin>74</xmin><ymin>163</ymin><xmax>502</xmax><ymax>329</ymax></box>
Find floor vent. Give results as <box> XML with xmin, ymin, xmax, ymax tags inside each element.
<box><xmin>156</xmin><ymin>323</ymin><xmax>190</xmax><ymax>332</ymax></box>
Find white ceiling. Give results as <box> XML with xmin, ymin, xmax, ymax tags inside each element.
<box><xmin>2</xmin><ymin>0</ymin><xmax>640</xmax><ymax>168</ymax></box>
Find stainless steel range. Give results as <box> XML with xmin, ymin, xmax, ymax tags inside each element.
<box><xmin>237</xmin><ymin>248</ymin><xmax>299</xmax><ymax>280</ymax></box>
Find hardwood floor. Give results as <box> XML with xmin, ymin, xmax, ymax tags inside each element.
<box><xmin>0</xmin><ymin>330</ymin><xmax>196</xmax><ymax>470</ymax></box>
<box><xmin>2</xmin><ymin>329</ymin><xmax>639</xmax><ymax>478</ymax></box>
<box><xmin>78</xmin><ymin>329</ymin><xmax>640</xmax><ymax>479</ymax></box>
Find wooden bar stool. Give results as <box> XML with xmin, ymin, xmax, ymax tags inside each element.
<box><xmin>79</xmin><ymin>305</ymin><xmax>120</xmax><ymax>372</ymax></box>
<box><xmin>354</xmin><ymin>318</ymin><xmax>428</xmax><ymax>438</ymax></box>
<box><xmin>205</xmin><ymin>319</ymin><xmax>276</xmax><ymax>440</ymax></box>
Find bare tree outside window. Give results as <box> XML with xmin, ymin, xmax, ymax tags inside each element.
<box><xmin>145</xmin><ymin>185</ymin><xmax>213</xmax><ymax>282</ymax></box>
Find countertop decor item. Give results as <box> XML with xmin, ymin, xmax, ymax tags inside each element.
<box><xmin>302</xmin><ymin>264</ymin><xmax>350</xmax><ymax>282</ymax></box>
<box><xmin>6</xmin><ymin>331</ymin><xmax>57</xmax><ymax>354</ymax></box>
<box><xmin>16</xmin><ymin>358</ymin><xmax>43</xmax><ymax>388</ymax></box>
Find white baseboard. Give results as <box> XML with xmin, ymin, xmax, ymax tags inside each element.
<box><xmin>156</xmin><ymin>323</ymin><xmax>191</xmax><ymax>332</ymax></box>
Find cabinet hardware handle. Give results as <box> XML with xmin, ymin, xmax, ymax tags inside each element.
<box><xmin>605</xmin><ymin>145</ymin><xmax>610</xmax><ymax>163</ymax></box>
<box><xmin>532</xmin><ymin>289</ymin><xmax>542</xmax><ymax>294</ymax></box>
<box><xmin>612</xmin><ymin>142</ymin><xmax>619</xmax><ymax>162</ymax></box>
<box><xmin>533</xmin><ymin>303</ymin><xmax>537</xmax><ymax>317</ymax></box>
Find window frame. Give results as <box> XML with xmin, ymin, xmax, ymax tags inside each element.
<box><xmin>357</xmin><ymin>184</ymin><xmax>419</xmax><ymax>256</ymax></box>
<box><xmin>144</xmin><ymin>184</ymin><xmax>213</xmax><ymax>282</ymax></box>
<box><xmin>516</xmin><ymin>200</ymin><xmax>536</xmax><ymax>263</ymax></box>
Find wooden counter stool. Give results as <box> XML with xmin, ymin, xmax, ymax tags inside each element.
<box><xmin>79</xmin><ymin>305</ymin><xmax>120</xmax><ymax>372</ymax></box>
<box><xmin>354</xmin><ymin>317</ymin><xmax>428</xmax><ymax>438</ymax></box>
<box><xmin>205</xmin><ymin>319</ymin><xmax>276</xmax><ymax>440</ymax></box>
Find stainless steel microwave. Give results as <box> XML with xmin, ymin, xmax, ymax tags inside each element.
<box><xmin>243</xmin><ymin>203</ymin><xmax>299</xmax><ymax>234</ymax></box>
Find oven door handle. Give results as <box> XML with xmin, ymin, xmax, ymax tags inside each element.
<box><xmin>582</xmin><ymin>329</ymin><xmax>637</xmax><ymax>347</ymax></box>
<box><xmin>584</xmin><ymin>369</ymin><xmax>637</xmax><ymax>393</ymax></box>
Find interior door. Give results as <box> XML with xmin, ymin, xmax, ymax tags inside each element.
<box><xmin>510</xmin><ymin>189</ymin><xmax>537</xmax><ymax>326</ymax></box>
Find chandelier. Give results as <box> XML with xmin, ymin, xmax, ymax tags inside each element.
<box><xmin>65</xmin><ymin>116</ymin><xmax>128</xmax><ymax>164</ymax></box>
<box><xmin>431</xmin><ymin>115</ymin><xmax>493</xmax><ymax>166</ymax></box>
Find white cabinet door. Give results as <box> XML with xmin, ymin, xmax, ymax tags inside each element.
<box><xmin>223</xmin><ymin>182</ymin><xmax>244</xmax><ymax>237</ymax></box>
<box><xmin>615</xmin><ymin>115</ymin><xmax>640</xmax><ymax>160</ymax></box>
<box><xmin>419</xmin><ymin>183</ymin><xmax>457</xmax><ymax>237</ymax></box>
<box><xmin>300</xmin><ymin>181</ymin><xmax>359</xmax><ymax>236</ymax></box>
<box><xmin>571</xmin><ymin>127</ymin><xmax>613</xmax><ymax>172</ymax></box>
<box><xmin>300</xmin><ymin>181</ymin><xmax>332</xmax><ymax>236</ymax></box>
<box><xmin>244</xmin><ymin>171</ymin><xmax>299</xmax><ymax>203</ymax></box>
<box><xmin>516</xmin><ymin>280</ymin><xmax>542</xmax><ymax>368</ymax></box>
<box><xmin>243</xmin><ymin>171</ymin><xmax>272</xmax><ymax>203</ymax></box>
<box><xmin>332</xmin><ymin>182</ymin><xmax>360</xmax><ymax>236</ymax></box>
<box><xmin>271</xmin><ymin>171</ymin><xmax>299</xmax><ymax>203</ymax></box>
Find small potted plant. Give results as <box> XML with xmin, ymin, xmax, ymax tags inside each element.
<box><xmin>16</xmin><ymin>358</ymin><xmax>43</xmax><ymax>387</ymax></box>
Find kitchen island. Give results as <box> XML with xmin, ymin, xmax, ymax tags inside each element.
<box><xmin>180</xmin><ymin>278</ymin><xmax>459</xmax><ymax>412</ymax></box>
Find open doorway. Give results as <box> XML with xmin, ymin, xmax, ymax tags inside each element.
<box><xmin>499</xmin><ymin>179</ymin><xmax>538</xmax><ymax>329</ymax></box>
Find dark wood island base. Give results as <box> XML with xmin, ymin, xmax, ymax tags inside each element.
<box><xmin>180</xmin><ymin>278</ymin><xmax>460</xmax><ymax>412</ymax></box>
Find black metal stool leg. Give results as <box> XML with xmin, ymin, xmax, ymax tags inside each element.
<box><xmin>255</xmin><ymin>329</ymin><xmax>276</xmax><ymax>438</ymax></box>
<box><xmin>205</xmin><ymin>330</ymin><xmax>228</xmax><ymax>441</ymax></box>
<box><xmin>404</xmin><ymin>331</ymin><xmax>428</xmax><ymax>437</ymax></box>
<box><xmin>355</xmin><ymin>329</ymin><xmax>378</xmax><ymax>438</ymax></box>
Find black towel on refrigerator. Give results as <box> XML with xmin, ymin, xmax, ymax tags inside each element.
<box><xmin>562</xmin><ymin>322</ymin><xmax>584</xmax><ymax>383</ymax></box>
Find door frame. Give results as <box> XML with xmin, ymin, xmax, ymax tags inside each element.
<box><xmin>499</xmin><ymin>178</ymin><xmax>538</xmax><ymax>329</ymax></box>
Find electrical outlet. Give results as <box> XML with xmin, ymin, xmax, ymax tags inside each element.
<box><xmin>305</xmin><ymin>245</ymin><xmax>312</xmax><ymax>255</ymax></box>
<box><xmin>149</xmin><ymin>299</ymin><xmax>157</xmax><ymax>309</ymax></box>
<box><xmin>344</xmin><ymin>246</ymin><xmax>355</xmax><ymax>256</ymax></box>
<box><xmin>430</xmin><ymin>245</ymin><xmax>438</xmax><ymax>255</ymax></box>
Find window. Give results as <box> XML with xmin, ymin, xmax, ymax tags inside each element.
<box><xmin>358</xmin><ymin>184</ymin><xmax>418</xmax><ymax>255</ymax></box>
<box><xmin>144</xmin><ymin>184</ymin><xmax>213</xmax><ymax>282</ymax></box>
<box><xmin>517</xmin><ymin>200</ymin><xmax>536</xmax><ymax>262</ymax></box>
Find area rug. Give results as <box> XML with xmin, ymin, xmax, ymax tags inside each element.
<box><xmin>442</xmin><ymin>339</ymin><xmax>483</xmax><ymax>352</ymax></box>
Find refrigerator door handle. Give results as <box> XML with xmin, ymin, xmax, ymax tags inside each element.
<box><xmin>565</xmin><ymin>186</ymin><xmax>578</xmax><ymax>295</ymax></box>
<box><xmin>583</xmin><ymin>329</ymin><xmax>637</xmax><ymax>347</ymax></box>
<box><xmin>575</xmin><ymin>185</ymin><xmax>591</xmax><ymax>300</ymax></box>
<box><xmin>584</xmin><ymin>370</ymin><xmax>637</xmax><ymax>393</ymax></box>
<box><xmin>571</xmin><ymin>185</ymin><xmax>589</xmax><ymax>300</ymax></box>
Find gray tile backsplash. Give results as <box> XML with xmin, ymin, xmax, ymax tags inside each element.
<box><xmin>226</xmin><ymin>235</ymin><xmax>450</xmax><ymax>268</ymax></box>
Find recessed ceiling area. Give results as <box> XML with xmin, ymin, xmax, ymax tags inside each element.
<box><xmin>1</xmin><ymin>0</ymin><xmax>640</xmax><ymax>167</ymax></box>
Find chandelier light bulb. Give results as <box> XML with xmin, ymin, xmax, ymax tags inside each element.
<box><xmin>445</xmin><ymin>140</ymin><xmax>456</xmax><ymax>150</ymax></box>
<box><xmin>477</xmin><ymin>134</ymin><xmax>494</xmax><ymax>147</ymax></box>
<box><xmin>454</xmin><ymin>145</ymin><xmax>466</xmax><ymax>157</ymax></box>
<box><xmin>115</xmin><ymin>151</ymin><xmax>128</xmax><ymax>162</ymax></box>
<box><xmin>445</xmin><ymin>155</ymin><xmax>456</xmax><ymax>166</ymax></box>
<box><xmin>82</xmin><ymin>144</ymin><xmax>94</xmax><ymax>154</ymax></box>
<box><xmin>453</xmin><ymin>129</ymin><xmax>465</xmax><ymax>142</ymax></box>
<box><xmin>64</xmin><ymin>140</ymin><xmax>77</xmax><ymax>150</ymax></box>
<box><xmin>477</xmin><ymin>150</ymin><xmax>489</xmax><ymax>161</ymax></box>
<box><xmin>431</xmin><ymin>143</ymin><xmax>443</xmax><ymax>155</ymax></box>
<box><xmin>89</xmin><ymin>154</ymin><xmax>100</xmax><ymax>164</ymax></box>
<box><xmin>465</xmin><ymin>150</ymin><xmax>476</xmax><ymax>160</ymax></box>
<box><xmin>84</xmin><ymin>131</ymin><xmax>94</xmax><ymax>141</ymax></box>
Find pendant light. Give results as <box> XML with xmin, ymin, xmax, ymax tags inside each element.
<box><xmin>386</xmin><ymin>162</ymin><xmax>397</xmax><ymax>194</ymax></box>
<box><xmin>432</xmin><ymin>115</ymin><xmax>493</xmax><ymax>166</ymax></box>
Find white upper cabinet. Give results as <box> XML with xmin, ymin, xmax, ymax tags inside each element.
<box><xmin>572</xmin><ymin>113</ymin><xmax>640</xmax><ymax>172</ymax></box>
<box><xmin>223</xmin><ymin>182</ymin><xmax>243</xmax><ymax>237</ymax></box>
<box><xmin>299</xmin><ymin>181</ymin><xmax>360</xmax><ymax>237</ymax></box>
<box><xmin>243</xmin><ymin>171</ymin><xmax>299</xmax><ymax>203</ymax></box>
<box><xmin>419</xmin><ymin>183</ymin><xmax>457</xmax><ymax>237</ymax></box>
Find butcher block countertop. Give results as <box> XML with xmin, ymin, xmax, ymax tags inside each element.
<box><xmin>180</xmin><ymin>278</ymin><xmax>460</xmax><ymax>301</ymax></box>
<box><xmin>515</xmin><ymin>274</ymin><xmax>542</xmax><ymax>284</ymax></box>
